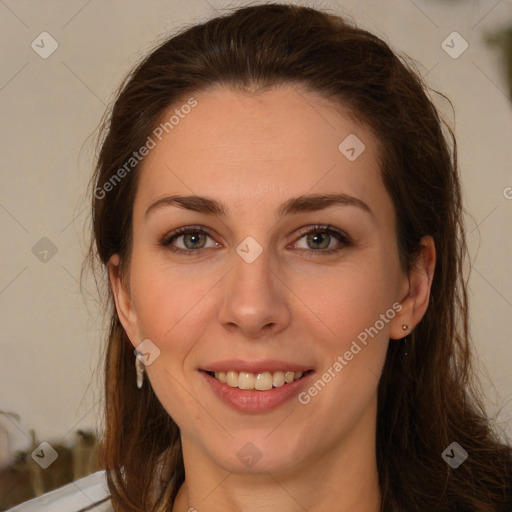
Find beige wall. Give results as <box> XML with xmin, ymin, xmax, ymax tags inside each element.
<box><xmin>1</xmin><ymin>0</ymin><xmax>511</xmax><ymax>464</ymax></box>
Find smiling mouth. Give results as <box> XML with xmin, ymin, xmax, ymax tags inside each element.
<box><xmin>204</xmin><ymin>369</ymin><xmax>313</xmax><ymax>391</ymax></box>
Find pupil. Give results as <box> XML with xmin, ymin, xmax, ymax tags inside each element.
<box><xmin>185</xmin><ymin>233</ymin><xmax>203</xmax><ymax>248</ymax></box>
<box><xmin>310</xmin><ymin>232</ymin><xmax>327</xmax><ymax>249</ymax></box>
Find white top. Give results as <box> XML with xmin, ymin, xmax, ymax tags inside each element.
<box><xmin>5</xmin><ymin>469</ymin><xmax>113</xmax><ymax>512</ymax></box>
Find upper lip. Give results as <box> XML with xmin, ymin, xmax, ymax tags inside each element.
<box><xmin>201</xmin><ymin>359</ymin><xmax>314</xmax><ymax>374</ymax></box>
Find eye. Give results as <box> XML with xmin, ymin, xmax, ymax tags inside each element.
<box><xmin>160</xmin><ymin>225</ymin><xmax>219</xmax><ymax>256</ymax></box>
<box><xmin>160</xmin><ymin>224</ymin><xmax>351</xmax><ymax>256</ymax></box>
<box><xmin>292</xmin><ymin>224</ymin><xmax>351</xmax><ymax>255</ymax></box>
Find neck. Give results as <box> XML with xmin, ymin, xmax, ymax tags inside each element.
<box><xmin>172</xmin><ymin>397</ymin><xmax>381</xmax><ymax>512</ymax></box>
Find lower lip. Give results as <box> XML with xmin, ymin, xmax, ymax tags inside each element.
<box><xmin>200</xmin><ymin>370</ymin><xmax>314</xmax><ymax>413</ymax></box>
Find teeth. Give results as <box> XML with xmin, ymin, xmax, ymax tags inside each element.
<box><xmin>284</xmin><ymin>371</ymin><xmax>295</xmax><ymax>383</ymax></box>
<box><xmin>238</xmin><ymin>372</ymin><xmax>255</xmax><ymax>390</ymax></box>
<box><xmin>273</xmin><ymin>371</ymin><xmax>285</xmax><ymax>387</ymax></box>
<box><xmin>255</xmin><ymin>372</ymin><xmax>273</xmax><ymax>391</ymax></box>
<box><xmin>212</xmin><ymin>370</ymin><xmax>304</xmax><ymax>390</ymax></box>
<box><xmin>217</xmin><ymin>371</ymin><xmax>227</xmax><ymax>384</ymax></box>
<box><xmin>226</xmin><ymin>371</ymin><xmax>238</xmax><ymax>387</ymax></box>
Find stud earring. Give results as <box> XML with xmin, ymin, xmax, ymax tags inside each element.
<box><xmin>135</xmin><ymin>352</ymin><xmax>145</xmax><ymax>389</ymax></box>
<box><xmin>402</xmin><ymin>324</ymin><xmax>410</xmax><ymax>356</ymax></box>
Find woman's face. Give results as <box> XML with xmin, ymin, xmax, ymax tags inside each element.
<box><xmin>109</xmin><ymin>85</ymin><xmax>432</xmax><ymax>476</ymax></box>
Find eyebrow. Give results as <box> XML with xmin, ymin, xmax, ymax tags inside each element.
<box><xmin>144</xmin><ymin>193</ymin><xmax>374</xmax><ymax>220</ymax></box>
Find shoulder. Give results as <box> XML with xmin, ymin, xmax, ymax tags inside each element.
<box><xmin>5</xmin><ymin>469</ymin><xmax>113</xmax><ymax>512</ymax></box>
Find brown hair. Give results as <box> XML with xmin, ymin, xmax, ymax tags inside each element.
<box><xmin>83</xmin><ymin>3</ymin><xmax>512</xmax><ymax>511</ymax></box>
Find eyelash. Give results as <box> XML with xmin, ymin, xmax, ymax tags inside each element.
<box><xmin>160</xmin><ymin>224</ymin><xmax>352</xmax><ymax>257</ymax></box>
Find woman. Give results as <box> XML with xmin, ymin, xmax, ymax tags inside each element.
<box><xmin>9</xmin><ymin>2</ymin><xmax>512</xmax><ymax>511</ymax></box>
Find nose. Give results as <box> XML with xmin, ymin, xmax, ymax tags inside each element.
<box><xmin>217</xmin><ymin>242</ymin><xmax>291</xmax><ymax>339</ymax></box>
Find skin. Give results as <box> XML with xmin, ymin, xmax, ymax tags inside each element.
<box><xmin>108</xmin><ymin>84</ymin><xmax>436</xmax><ymax>512</ymax></box>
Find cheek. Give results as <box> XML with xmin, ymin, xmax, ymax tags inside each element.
<box><xmin>295</xmin><ymin>265</ymin><xmax>394</xmax><ymax>433</ymax></box>
<box><xmin>129</xmin><ymin>255</ymin><xmax>217</xmax><ymax>348</ymax></box>
<box><xmin>297</xmin><ymin>254</ymin><xmax>397</xmax><ymax>342</ymax></box>
<box><xmin>128</xmin><ymin>258</ymin><xmax>214</xmax><ymax>421</ymax></box>
<box><xmin>297</xmin><ymin>252</ymin><xmax>397</xmax><ymax>390</ymax></box>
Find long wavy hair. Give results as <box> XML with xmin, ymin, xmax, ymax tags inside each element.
<box><xmin>82</xmin><ymin>3</ymin><xmax>512</xmax><ymax>511</ymax></box>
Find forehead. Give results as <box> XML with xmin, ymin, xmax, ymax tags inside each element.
<box><xmin>133</xmin><ymin>85</ymin><xmax>388</xmax><ymax>222</ymax></box>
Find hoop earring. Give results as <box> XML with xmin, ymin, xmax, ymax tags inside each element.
<box><xmin>135</xmin><ymin>352</ymin><xmax>145</xmax><ymax>389</ymax></box>
<box><xmin>402</xmin><ymin>324</ymin><xmax>410</xmax><ymax>356</ymax></box>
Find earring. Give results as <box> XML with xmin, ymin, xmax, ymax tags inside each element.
<box><xmin>402</xmin><ymin>324</ymin><xmax>410</xmax><ymax>356</ymax></box>
<box><xmin>135</xmin><ymin>352</ymin><xmax>145</xmax><ymax>389</ymax></box>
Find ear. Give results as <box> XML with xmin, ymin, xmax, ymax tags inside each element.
<box><xmin>389</xmin><ymin>235</ymin><xmax>436</xmax><ymax>340</ymax></box>
<box><xmin>108</xmin><ymin>253</ymin><xmax>140</xmax><ymax>347</ymax></box>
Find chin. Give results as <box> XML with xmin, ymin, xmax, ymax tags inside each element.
<box><xmin>205</xmin><ymin>433</ymin><xmax>310</xmax><ymax>475</ymax></box>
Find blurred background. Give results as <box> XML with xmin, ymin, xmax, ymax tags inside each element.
<box><xmin>1</xmin><ymin>0</ymin><xmax>511</xmax><ymax>508</ymax></box>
